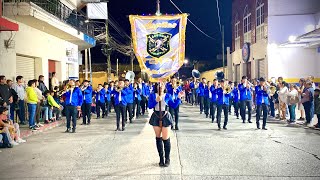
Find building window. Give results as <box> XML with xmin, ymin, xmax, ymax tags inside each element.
<box><xmin>235</xmin><ymin>21</ymin><xmax>240</xmax><ymax>49</ymax></box>
<box><xmin>256</xmin><ymin>1</ymin><xmax>264</xmax><ymax>26</ymax></box>
<box><xmin>256</xmin><ymin>1</ymin><xmax>265</xmax><ymax>41</ymax></box>
<box><xmin>243</xmin><ymin>5</ymin><xmax>251</xmax><ymax>43</ymax></box>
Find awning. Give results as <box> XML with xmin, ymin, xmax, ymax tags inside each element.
<box><xmin>280</xmin><ymin>28</ymin><xmax>320</xmax><ymax>48</ymax></box>
<box><xmin>0</xmin><ymin>17</ymin><xmax>19</xmax><ymax>31</ymax></box>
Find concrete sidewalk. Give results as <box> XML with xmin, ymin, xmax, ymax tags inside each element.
<box><xmin>19</xmin><ymin>120</ymin><xmax>65</xmax><ymax>139</ymax></box>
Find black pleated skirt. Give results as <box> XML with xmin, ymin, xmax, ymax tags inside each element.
<box><xmin>149</xmin><ymin>111</ymin><xmax>173</xmax><ymax>127</ymax></box>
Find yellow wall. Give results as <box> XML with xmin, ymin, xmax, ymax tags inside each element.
<box><xmin>79</xmin><ymin>72</ymin><xmax>116</xmax><ymax>89</ymax></box>
<box><xmin>200</xmin><ymin>67</ymin><xmax>228</xmax><ymax>82</ymax></box>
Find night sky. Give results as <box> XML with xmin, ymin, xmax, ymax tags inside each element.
<box><xmin>91</xmin><ymin>0</ymin><xmax>232</xmax><ymax>69</ymax></box>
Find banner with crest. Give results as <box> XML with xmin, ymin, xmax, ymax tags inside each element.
<box><xmin>129</xmin><ymin>14</ymin><xmax>188</xmax><ymax>82</ymax></box>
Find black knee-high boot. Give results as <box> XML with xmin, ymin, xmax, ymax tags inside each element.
<box><xmin>163</xmin><ymin>138</ymin><xmax>171</xmax><ymax>167</ymax></box>
<box><xmin>156</xmin><ymin>137</ymin><xmax>165</xmax><ymax>166</ymax></box>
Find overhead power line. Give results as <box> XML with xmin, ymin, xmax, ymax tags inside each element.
<box><xmin>169</xmin><ymin>0</ymin><xmax>216</xmax><ymax>40</ymax></box>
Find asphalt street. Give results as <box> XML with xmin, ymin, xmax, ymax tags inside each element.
<box><xmin>0</xmin><ymin>104</ymin><xmax>320</xmax><ymax>180</ymax></box>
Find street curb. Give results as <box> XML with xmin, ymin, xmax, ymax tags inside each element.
<box><xmin>20</xmin><ymin>120</ymin><xmax>66</xmax><ymax>139</ymax></box>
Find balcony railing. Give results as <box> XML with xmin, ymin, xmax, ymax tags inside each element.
<box><xmin>4</xmin><ymin>0</ymin><xmax>99</xmax><ymax>37</ymax></box>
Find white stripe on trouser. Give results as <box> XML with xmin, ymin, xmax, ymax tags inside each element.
<box><xmin>14</xmin><ymin>123</ymin><xmax>20</xmax><ymax>138</ymax></box>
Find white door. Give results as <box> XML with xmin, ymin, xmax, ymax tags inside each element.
<box><xmin>16</xmin><ymin>55</ymin><xmax>35</xmax><ymax>82</ymax></box>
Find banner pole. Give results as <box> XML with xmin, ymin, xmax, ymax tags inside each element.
<box><xmin>156</xmin><ymin>0</ymin><xmax>161</xmax><ymax>16</ymax></box>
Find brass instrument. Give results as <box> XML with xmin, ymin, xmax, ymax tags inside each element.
<box><xmin>176</xmin><ymin>79</ymin><xmax>183</xmax><ymax>86</ymax></box>
<box><xmin>57</xmin><ymin>84</ymin><xmax>71</xmax><ymax>96</ymax></box>
<box><xmin>264</xmin><ymin>81</ymin><xmax>275</xmax><ymax>95</ymax></box>
<box><xmin>125</xmin><ymin>71</ymin><xmax>135</xmax><ymax>82</ymax></box>
<box><xmin>269</xmin><ymin>85</ymin><xmax>277</xmax><ymax>95</ymax></box>
<box><xmin>192</xmin><ymin>69</ymin><xmax>201</xmax><ymax>79</ymax></box>
<box><xmin>80</xmin><ymin>85</ymin><xmax>88</xmax><ymax>91</ymax></box>
<box><xmin>223</xmin><ymin>85</ymin><xmax>232</xmax><ymax>94</ymax></box>
<box><xmin>173</xmin><ymin>79</ymin><xmax>183</xmax><ymax>90</ymax></box>
<box><xmin>247</xmin><ymin>80</ymin><xmax>254</xmax><ymax>87</ymax></box>
<box><xmin>116</xmin><ymin>86</ymin><xmax>123</xmax><ymax>92</ymax></box>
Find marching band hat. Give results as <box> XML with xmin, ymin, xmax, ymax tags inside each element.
<box><xmin>259</xmin><ymin>77</ymin><xmax>266</xmax><ymax>82</ymax></box>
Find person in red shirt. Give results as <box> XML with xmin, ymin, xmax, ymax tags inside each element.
<box><xmin>184</xmin><ymin>80</ymin><xmax>191</xmax><ymax>103</ymax></box>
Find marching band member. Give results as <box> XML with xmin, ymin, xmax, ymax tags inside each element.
<box><xmin>198</xmin><ymin>78</ymin><xmax>206</xmax><ymax>114</ymax></box>
<box><xmin>204</xmin><ymin>81</ymin><xmax>212</xmax><ymax>118</ymax></box>
<box><xmin>216</xmin><ymin>79</ymin><xmax>231</xmax><ymax>130</ymax></box>
<box><xmin>109</xmin><ymin>81</ymin><xmax>115</xmax><ymax>113</ymax></box>
<box><xmin>190</xmin><ymin>78</ymin><xmax>196</xmax><ymax>105</ymax></box>
<box><xmin>146</xmin><ymin>82</ymin><xmax>153</xmax><ymax>110</ymax></box>
<box><xmin>166</xmin><ymin>77</ymin><xmax>182</xmax><ymax>130</ymax></box>
<box><xmin>63</xmin><ymin>80</ymin><xmax>83</xmax><ymax>133</ymax></box>
<box><xmin>228</xmin><ymin>81</ymin><xmax>234</xmax><ymax>115</ymax></box>
<box><xmin>124</xmin><ymin>79</ymin><xmax>134</xmax><ymax>123</ymax></box>
<box><xmin>112</xmin><ymin>80</ymin><xmax>127</xmax><ymax>131</ymax></box>
<box><xmin>133</xmin><ymin>82</ymin><xmax>142</xmax><ymax>119</ymax></box>
<box><xmin>210</xmin><ymin>79</ymin><xmax>219</xmax><ymax>123</ymax></box>
<box><xmin>104</xmin><ymin>83</ymin><xmax>111</xmax><ymax>117</ymax></box>
<box><xmin>81</xmin><ymin>80</ymin><xmax>92</xmax><ymax>125</ymax></box>
<box><xmin>95</xmin><ymin>84</ymin><xmax>106</xmax><ymax>119</ymax></box>
<box><xmin>148</xmin><ymin>82</ymin><xmax>182</xmax><ymax>167</ymax></box>
<box><xmin>138</xmin><ymin>78</ymin><xmax>148</xmax><ymax>116</ymax></box>
<box><xmin>231</xmin><ymin>82</ymin><xmax>240</xmax><ymax>119</ymax></box>
<box><xmin>238</xmin><ymin>76</ymin><xmax>253</xmax><ymax>123</ymax></box>
<box><xmin>255</xmin><ymin>78</ymin><xmax>269</xmax><ymax>130</ymax></box>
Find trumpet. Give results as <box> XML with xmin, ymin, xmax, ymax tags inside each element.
<box><xmin>81</xmin><ymin>85</ymin><xmax>88</xmax><ymax>91</ymax></box>
<box><xmin>174</xmin><ymin>79</ymin><xmax>183</xmax><ymax>89</ymax></box>
<box><xmin>116</xmin><ymin>86</ymin><xmax>123</xmax><ymax>92</ymax></box>
<box><xmin>246</xmin><ymin>81</ymin><xmax>254</xmax><ymax>87</ymax></box>
<box><xmin>58</xmin><ymin>84</ymin><xmax>71</xmax><ymax>96</ymax></box>
<box><xmin>223</xmin><ymin>85</ymin><xmax>232</xmax><ymax>94</ymax></box>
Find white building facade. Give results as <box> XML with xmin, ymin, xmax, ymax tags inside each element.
<box><xmin>230</xmin><ymin>0</ymin><xmax>320</xmax><ymax>84</ymax></box>
<box><xmin>0</xmin><ymin>0</ymin><xmax>95</xmax><ymax>86</ymax></box>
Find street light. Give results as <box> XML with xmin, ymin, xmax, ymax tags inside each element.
<box><xmin>85</xmin><ymin>20</ymin><xmax>107</xmax><ymax>26</ymax></box>
<box><xmin>184</xmin><ymin>59</ymin><xmax>189</xmax><ymax>64</ymax></box>
<box><xmin>288</xmin><ymin>35</ymin><xmax>297</xmax><ymax>43</ymax></box>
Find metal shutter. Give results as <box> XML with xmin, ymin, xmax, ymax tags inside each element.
<box><xmin>258</xmin><ymin>59</ymin><xmax>265</xmax><ymax>78</ymax></box>
<box><xmin>16</xmin><ymin>55</ymin><xmax>35</xmax><ymax>82</ymax></box>
<box><xmin>235</xmin><ymin>64</ymin><xmax>240</xmax><ymax>82</ymax></box>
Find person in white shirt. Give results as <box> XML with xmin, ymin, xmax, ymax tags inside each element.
<box><xmin>278</xmin><ymin>81</ymin><xmax>289</xmax><ymax>120</ymax></box>
<box><xmin>12</xmin><ymin>76</ymin><xmax>26</xmax><ymax>125</ymax></box>
<box><xmin>287</xmin><ymin>84</ymin><xmax>299</xmax><ymax>123</ymax></box>
<box><xmin>51</xmin><ymin>72</ymin><xmax>59</xmax><ymax>90</ymax></box>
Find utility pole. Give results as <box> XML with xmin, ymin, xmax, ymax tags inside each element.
<box><xmin>116</xmin><ymin>58</ymin><xmax>119</xmax><ymax>78</ymax></box>
<box><xmin>131</xmin><ymin>53</ymin><xmax>134</xmax><ymax>71</ymax></box>
<box><xmin>222</xmin><ymin>25</ymin><xmax>225</xmax><ymax>75</ymax></box>
<box><xmin>88</xmin><ymin>48</ymin><xmax>92</xmax><ymax>83</ymax></box>
<box><xmin>84</xmin><ymin>49</ymin><xmax>88</xmax><ymax>80</ymax></box>
<box><xmin>106</xmin><ymin>19</ymin><xmax>111</xmax><ymax>82</ymax></box>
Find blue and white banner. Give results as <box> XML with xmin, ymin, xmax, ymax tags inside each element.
<box><xmin>129</xmin><ymin>14</ymin><xmax>188</xmax><ymax>82</ymax></box>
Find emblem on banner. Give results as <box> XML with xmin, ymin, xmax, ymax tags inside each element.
<box><xmin>147</xmin><ymin>33</ymin><xmax>172</xmax><ymax>58</ymax></box>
